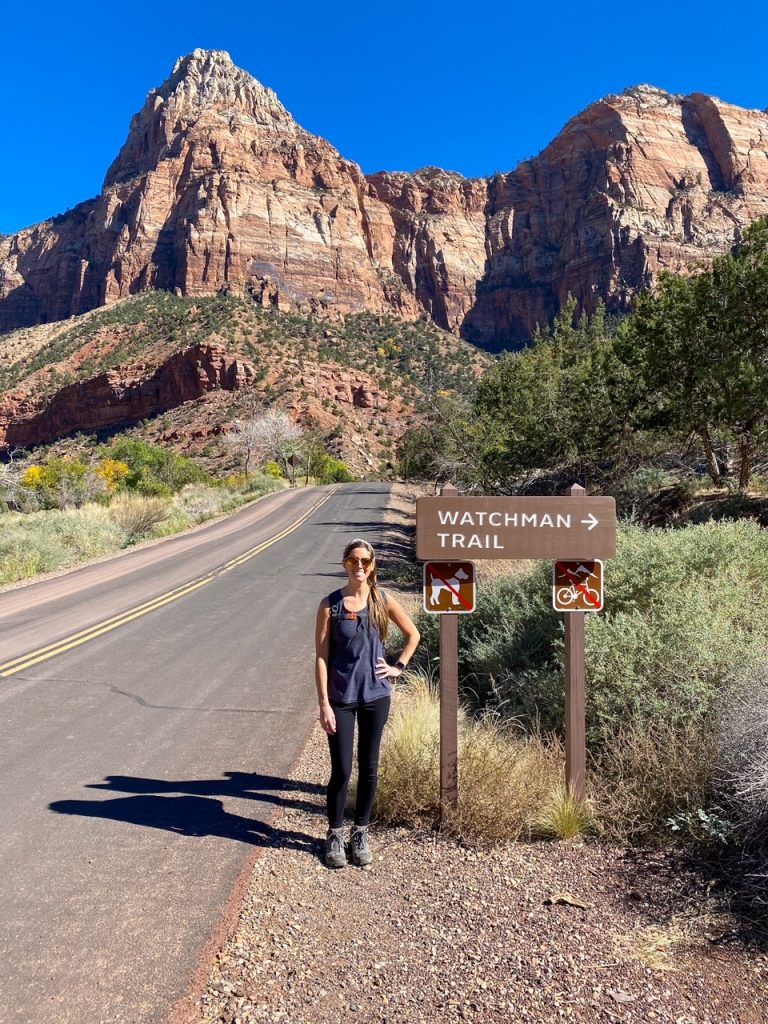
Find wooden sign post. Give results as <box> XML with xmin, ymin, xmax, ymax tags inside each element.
<box><xmin>438</xmin><ymin>484</ymin><xmax>459</xmax><ymax>821</ymax></box>
<box><xmin>564</xmin><ymin>483</ymin><xmax>587</xmax><ymax>801</ymax></box>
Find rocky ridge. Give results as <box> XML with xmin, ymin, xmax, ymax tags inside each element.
<box><xmin>2</xmin><ymin>54</ymin><xmax>767</xmax><ymax>346</ymax></box>
<box><xmin>0</xmin><ymin>294</ymin><xmax>483</xmax><ymax>471</ymax></box>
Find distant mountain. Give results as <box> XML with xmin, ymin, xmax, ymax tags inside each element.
<box><xmin>1</xmin><ymin>50</ymin><xmax>767</xmax><ymax>347</ymax></box>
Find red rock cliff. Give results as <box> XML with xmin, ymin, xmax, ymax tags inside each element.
<box><xmin>0</xmin><ymin>344</ymin><xmax>255</xmax><ymax>448</ymax></box>
<box><xmin>1</xmin><ymin>57</ymin><xmax>767</xmax><ymax>346</ymax></box>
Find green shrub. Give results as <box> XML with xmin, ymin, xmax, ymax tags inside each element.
<box><xmin>608</xmin><ymin>466</ymin><xmax>676</xmax><ymax>520</ymax></box>
<box><xmin>0</xmin><ymin>506</ymin><xmax>125</xmax><ymax>583</ymax></box>
<box><xmin>315</xmin><ymin>455</ymin><xmax>354</xmax><ymax>484</ymax></box>
<box><xmin>262</xmin><ymin>461</ymin><xmax>284</xmax><ymax>479</ymax></box>
<box><xmin>103</xmin><ymin>439</ymin><xmax>209</xmax><ymax>495</ymax></box>
<box><xmin>416</xmin><ymin>520</ymin><xmax>768</xmax><ymax>750</ymax></box>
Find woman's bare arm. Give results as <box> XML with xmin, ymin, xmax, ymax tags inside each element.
<box><xmin>314</xmin><ymin>598</ymin><xmax>336</xmax><ymax>733</ymax></box>
<box><xmin>386</xmin><ymin>593</ymin><xmax>421</xmax><ymax>669</ymax></box>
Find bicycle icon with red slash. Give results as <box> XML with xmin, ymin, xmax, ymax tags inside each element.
<box><xmin>552</xmin><ymin>560</ymin><xmax>604</xmax><ymax>612</ymax></box>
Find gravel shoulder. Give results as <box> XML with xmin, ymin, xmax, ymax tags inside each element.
<box><xmin>190</xmin><ymin>484</ymin><xmax>768</xmax><ymax>1024</ymax></box>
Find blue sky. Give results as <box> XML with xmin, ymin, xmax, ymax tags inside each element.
<box><xmin>3</xmin><ymin>0</ymin><xmax>767</xmax><ymax>235</ymax></box>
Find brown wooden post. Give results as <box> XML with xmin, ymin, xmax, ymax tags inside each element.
<box><xmin>564</xmin><ymin>482</ymin><xmax>587</xmax><ymax>801</ymax></box>
<box><xmin>439</xmin><ymin>482</ymin><xmax>459</xmax><ymax>821</ymax></box>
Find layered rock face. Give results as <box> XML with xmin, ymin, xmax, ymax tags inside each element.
<box><xmin>0</xmin><ymin>336</ymin><xmax>405</xmax><ymax>466</ymax></box>
<box><xmin>462</xmin><ymin>86</ymin><xmax>768</xmax><ymax>346</ymax></box>
<box><xmin>0</xmin><ymin>344</ymin><xmax>255</xmax><ymax>448</ymax></box>
<box><xmin>2</xmin><ymin>54</ymin><xmax>768</xmax><ymax>346</ymax></box>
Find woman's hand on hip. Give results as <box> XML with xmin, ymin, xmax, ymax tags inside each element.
<box><xmin>376</xmin><ymin>658</ymin><xmax>403</xmax><ymax>680</ymax></box>
<box><xmin>319</xmin><ymin>701</ymin><xmax>336</xmax><ymax>734</ymax></box>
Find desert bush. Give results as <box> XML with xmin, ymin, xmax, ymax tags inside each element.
<box><xmin>717</xmin><ymin>664</ymin><xmax>768</xmax><ymax>831</ymax></box>
<box><xmin>149</xmin><ymin>506</ymin><xmax>194</xmax><ymax>538</ymax></box>
<box><xmin>0</xmin><ymin>506</ymin><xmax>125</xmax><ymax>584</ymax></box>
<box><xmin>174</xmin><ymin>484</ymin><xmax>232</xmax><ymax>522</ymax></box>
<box><xmin>416</xmin><ymin>520</ymin><xmax>768</xmax><ymax>750</ymax></box>
<box><xmin>241</xmin><ymin>473</ymin><xmax>285</xmax><ymax>497</ymax></box>
<box><xmin>108</xmin><ymin>494</ymin><xmax>169</xmax><ymax>540</ymax></box>
<box><xmin>590</xmin><ymin>722</ymin><xmax>718</xmax><ymax>841</ymax></box>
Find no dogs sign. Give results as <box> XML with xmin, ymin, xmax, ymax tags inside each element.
<box><xmin>423</xmin><ymin>561</ymin><xmax>476</xmax><ymax>614</ymax></box>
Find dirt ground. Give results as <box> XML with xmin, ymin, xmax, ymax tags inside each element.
<box><xmin>193</xmin><ymin>484</ymin><xmax>768</xmax><ymax>1024</ymax></box>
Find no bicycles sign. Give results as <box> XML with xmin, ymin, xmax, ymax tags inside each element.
<box><xmin>553</xmin><ymin>560</ymin><xmax>604</xmax><ymax>612</ymax></box>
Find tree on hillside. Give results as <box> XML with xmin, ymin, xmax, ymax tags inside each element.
<box><xmin>300</xmin><ymin>428</ymin><xmax>330</xmax><ymax>486</ymax></box>
<box><xmin>621</xmin><ymin>218</ymin><xmax>768</xmax><ymax>490</ymax></box>
<box><xmin>471</xmin><ymin>299</ymin><xmax>636</xmax><ymax>491</ymax></box>
<box><xmin>396</xmin><ymin>396</ymin><xmax>480</xmax><ymax>490</ymax></box>
<box><xmin>226</xmin><ymin>409</ymin><xmax>303</xmax><ymax>479</ymax></box>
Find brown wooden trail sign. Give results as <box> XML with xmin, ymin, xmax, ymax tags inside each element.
<box><xmin>416</xmin><ymin>495</ymin><xmax>616</xmax><ymax>560</ymax></box>
<box><xmin>418</xmin><ymin>484</ymin><xmax>611</xmax><ymax>815</ymax></box>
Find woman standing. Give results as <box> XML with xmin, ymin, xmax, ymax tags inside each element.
<box><xmin>315</xmin><ymin>538</ymin><xmax>420</xmax><ymax>868</ymax></box>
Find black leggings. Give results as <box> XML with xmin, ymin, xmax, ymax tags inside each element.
<box><xmin>326</xmin><ymin>696</ymin><xmax>391</xmax><ymax>829</ymax></box>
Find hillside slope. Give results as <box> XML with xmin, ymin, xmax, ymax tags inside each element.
<box><xmin>0</xmin><ymin>293</ymin><xmax>488</xmax><ymax>473</ymax></box>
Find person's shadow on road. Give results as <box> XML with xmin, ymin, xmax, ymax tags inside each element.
<box><xmin>49</xmin><ymin>771</ymin><xmax>324</xmax><ymax>855</ymax></box>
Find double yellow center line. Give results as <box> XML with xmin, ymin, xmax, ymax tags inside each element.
<box><xmin>0</xmin><ymin>489</ymin><xmax>335</xmax><ymax>678</ymax></box>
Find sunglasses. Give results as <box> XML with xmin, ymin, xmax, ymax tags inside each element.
<box><xmin>345</xmin><ymin>556</ymin><xmax>373</xmax><ymax>569</ymax></box>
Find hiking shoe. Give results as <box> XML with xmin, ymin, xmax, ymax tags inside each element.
<box><xmin>325</xmin><ymin>828</ymin><xmax>346</xmax><ymax>869</ymax></box>
<box><xmin>350</xmin><ymin>825</ymin><xmax>373</xmax><ymax>867</ymax></box>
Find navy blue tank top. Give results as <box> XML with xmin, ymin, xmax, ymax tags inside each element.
<box><xmin>327</xmin><ymin>588</ymin><xmax>391</xmax><ymax>705</ymax></box>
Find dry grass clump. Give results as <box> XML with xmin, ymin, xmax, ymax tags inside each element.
<box><xmin>374</xmin><ymin>674</ymin><xmax>563</xmax><ymax>843</ymax></box>
<box><xmin>534</xmin><ymin>784</ymin><xmax>594</xmax><ymax>840</ymax></box>
<box><xmin>374</xmin><ymin>675</ymin><xmax>441</xmax><ymax>827</ymax></box>
<box><xmin>614</xmin><ymin>916</ymin><xmax>703</xmax><ymax>973</ymax></box>
<box><xmin>590</xmin><ymin>722</ymin><xmax>716</xmax><ymax>842</ymax></box>
<box><xmin>451</xmin><ymin>716</ymin><xmax>561</xmax><ymax>843</ymax></box>
<box><xmin>108</xmin><ymin>494</ymin><xmax>169</xmax><ymax>540</ymax></box>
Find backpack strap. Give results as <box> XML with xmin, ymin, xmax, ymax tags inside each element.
<box><xmin>328</xmin><ymin>589</ymin><xmax>344</xmax><ymax>620</ymax></box>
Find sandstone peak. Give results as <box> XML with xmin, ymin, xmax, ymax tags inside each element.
<box><xmin>104</xmin><ymin>48</ymin><xmax>302</xmax><ymax>187</ymax></box>
<box><xmin>160</xmin><ymin>48</ymin><xmax>295</xmax><ymax>126</ymax></box>
<box><xmin>2</xmin><ymin>57</ymin><xmax>768</xmax><ymax>349</ymax></box>
<box><xmin>618</xmin><ymin>83</ymin><xmax>681</xmax><ymax>105</ymax></box>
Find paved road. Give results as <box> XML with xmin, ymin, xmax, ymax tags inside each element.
<box><xmin>0</xmin><ymin>482</ymin><xmax>393</xmax><ymax>1024</ymax></box>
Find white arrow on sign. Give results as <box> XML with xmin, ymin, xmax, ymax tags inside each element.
<box><xmin>581</xmin><ymin>513</ymin><xmax>599</xmax><ymax>531</ymax></box>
